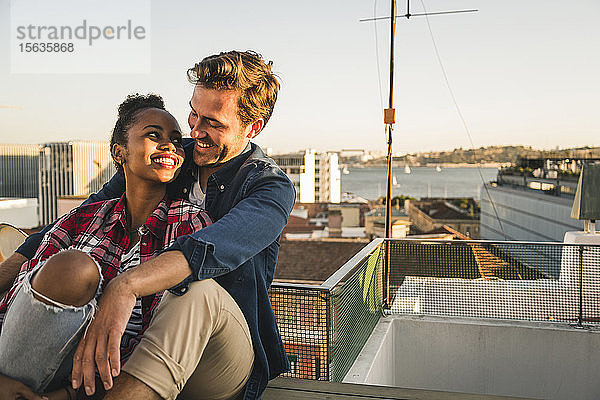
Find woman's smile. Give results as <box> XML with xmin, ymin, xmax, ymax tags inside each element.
<box><xmin>151</xmin><ymin>153</ymin><xmax>181</xmax><ymax>169</ymax></box>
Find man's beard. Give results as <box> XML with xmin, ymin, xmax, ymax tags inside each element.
<box><xmin>195</xmin><ymin>145</ymin><xmax>230</xmax><ymax>168</ymax></box>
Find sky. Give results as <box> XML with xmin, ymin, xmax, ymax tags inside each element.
<box><xmin>1</xmin><ymin>0</ymin><xmax>599</xmax><ymax>155</ymax></box>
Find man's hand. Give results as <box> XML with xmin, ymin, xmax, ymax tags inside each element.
<box><xmin>71</xmin><ymin>279</ymin><xmax>136</xmax><ymax>396</ymax></box>
<box><xmin>0</xmin><ymin>374</ymin><xmax>47</xmax><ymax>400</ymax></box>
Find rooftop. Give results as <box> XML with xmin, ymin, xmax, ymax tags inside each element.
<box><xmin>267</xmin><ymin>237</ymin><xmax>600</xmax><ymax>399</ymax></box>
<box><xmin>275</xmin><ymin>239</ymin><xmax>368</xmax><ymax>283</ymax></box>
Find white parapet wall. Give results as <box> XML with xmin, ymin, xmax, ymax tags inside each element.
<box><xmin>345</xmin><ymin>315</ymin><xmax>600</xmax><ymax>400</ymax></box>
<box><xmin>0</xmin><ymin>198</ymin><xmax>38</xmax><ymax>229</ymax></box>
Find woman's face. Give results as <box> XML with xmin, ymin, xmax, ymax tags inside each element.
<box><xmin>117</xmin><ymin>108</ymin><xmax>185</xmax><ymax>184</ymax></box>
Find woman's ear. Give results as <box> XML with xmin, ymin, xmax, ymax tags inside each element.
<box><xmin>111</xmin><ymin>143</ymin><xmax>125</xmax><ymax>165</ymax></box>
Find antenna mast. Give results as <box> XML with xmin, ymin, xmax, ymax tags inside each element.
<box><xmin>361</xmin><ymin>0</ymin><xmax>477</xmax><ymax>307</ymax></box>
<box><xmin>384</xmin><ymin>0</ymin><xmax>396</xmax><ymax>242</ymax></box>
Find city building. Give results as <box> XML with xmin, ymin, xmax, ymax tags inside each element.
<box><xmin>408</xmin><ymin>198</ymin><xmax>480</xmax><ymax>238</ymax></box>
<box><xmin>272</xmin><ymin>150</ymin><xmax>341</xmax><ymax>203</ymax></box>
<box><xmin>1</xmin><ymin>141</ymin><xmax>115</xmax><ymax>227</ymax></box>
<box><xmin>480</xmin><ymin>158</ymin><xmax>590</xmax><ymax>241</ymax></box>
<box><xmin>0</xmin><ymin>143</ymin><xmax>40</xmax><ymax>199</ymax></box>
<box><xmin>339</xmin><ymin>149</ymin><xmax>380</xmax><ymax>163</ymax></box>
<box><xmin>328</xmin><ymin>203</ymin><xmax>370</xmax><ymax>228</ymax></box>
<box><xmin>38</xmin><ymin>141</ymin><xmax>115</xmax><ymax>225</ymax></box>
<box><xmin>364</xmin><ymin>207</ymin><xmax>411</xmax><ymax>239</ymax></box>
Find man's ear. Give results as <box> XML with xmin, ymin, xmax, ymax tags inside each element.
<box><xmin>246</xmin><ymin>118</ymin><xmax>265</xmax><ymax>139</ymax></box>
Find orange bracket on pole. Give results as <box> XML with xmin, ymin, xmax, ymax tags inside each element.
<box><xmin>384</xmin><ymin>108</ymin><xmax>395</xmax><ymax>125</ymax></box>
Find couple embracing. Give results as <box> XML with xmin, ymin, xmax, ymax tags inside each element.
<box><xmin>0</xmin><ymin>50</ymin><xmax>295</xmax><ymax>400</ymax></box>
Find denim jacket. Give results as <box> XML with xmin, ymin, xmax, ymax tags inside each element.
<box><xmin>17</xmin><ymin>140</ymin><xmax>295</xmax><ymax>399</ymax></box>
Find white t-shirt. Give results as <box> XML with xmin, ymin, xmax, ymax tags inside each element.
<box><xmin>189</xmin><ymin>179</ymin><xmax>206</xmax><ymax>209</ymax></box>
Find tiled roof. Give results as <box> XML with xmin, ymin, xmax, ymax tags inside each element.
<box><xmin>275</xmin><ymin>239</ymin><xmax>369</xmax><ymax>282</ymax></box>
<box><xmin>415</xmin><ymin>201</ymin><xmax>477</xmax><ymax>220</ymax></box>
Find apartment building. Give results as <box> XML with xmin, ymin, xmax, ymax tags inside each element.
<box><xmin>272</xmin><ymin>149</ymin><xmax>341</xmax><ymax>203</ymax></box>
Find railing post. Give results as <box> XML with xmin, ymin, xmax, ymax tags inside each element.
<box><xmin>383</xmin><ymin>239</ymin><xmax>390</xmax><ymax>308</ymax></box>
<box><xmin>578</xmin><ymin>246</ymin><xmax>584</xmax><ymax>327</ymax></box>
<box><xmin>324</xmin><ymin>291</ymin><xmax>331</xmax><ymax>381</ymax></box>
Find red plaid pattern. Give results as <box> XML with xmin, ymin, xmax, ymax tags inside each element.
<box><xmin>0</xmin><ymin>194</ymin><xmax>211</xmax><ymax>361</ymax></box>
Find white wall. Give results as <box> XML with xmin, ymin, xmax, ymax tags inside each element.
<box><xmin>0</xmin><ymin>198</ymin><xmax>38</xmax><ymax>229</ymax></box>
<box><xmin>481</xmin><ymin>185</ymin><xmax>582</xmax><ymax>241</ymax></box>
<box><xmin>299</xmin><ymin>149</ymin><xmax>315</xmax><ymax>203</ymax></box>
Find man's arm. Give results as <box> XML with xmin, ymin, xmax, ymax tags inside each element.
<box><xmin>15</xmin><ymin>173</ymin><xmax>126</xmax><ymax>260</ymax></box>
<box><xmin>169</xmin><ymin>165</ymin><xmax>295</xmax><ymax>282</ymax></box>
<box><xmin>71</xmin><ymin>166</ymin><xmax>295</xmax><ymax>395</ymax></box>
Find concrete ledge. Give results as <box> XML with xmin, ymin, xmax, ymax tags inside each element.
<box><xmin>264</xmin><ymin>377</ymin><xmax>531</xmax><ymax>400</ymax></box>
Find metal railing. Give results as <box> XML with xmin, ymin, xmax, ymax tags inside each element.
<box><xmin>386</xmin><ymin>239</ymin><xmax>600</xmax><ymax>325</ymax></box>
<box><xmin>269</xmin><ymin>238</ymin><xmax>600</xmax><ymax>381</ymax></box>
<box><xmin>269</xmin><ymin>239</ymin><xmax>384</xmax><ymax>382</ymax></box>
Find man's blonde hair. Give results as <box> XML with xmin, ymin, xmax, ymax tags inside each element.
<box><xmin>187</xmin><ymin>50</ymin><xmax>280</xmax><ymax>128</ymax></box>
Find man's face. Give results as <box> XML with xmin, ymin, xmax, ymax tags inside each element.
<box><xmin>188</xmin><ymin>85</ymin><xmax>254</xmax><ymax>168</ymax></box>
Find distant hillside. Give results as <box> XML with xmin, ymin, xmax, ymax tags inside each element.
<box><xmin>354</xmin><ymin>146</ymin><xmax>600</xmax><ymax>166</ymax></box>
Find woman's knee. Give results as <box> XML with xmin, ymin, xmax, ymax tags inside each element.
<box><xmin>31</xmin><ymin>249</ymin><xmax>100</xmax><ymax>307</ymax></box>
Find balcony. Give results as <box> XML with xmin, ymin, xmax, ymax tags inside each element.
<box><xmin>266</xmin><ymin>238</ymin><xmax>600</xmax><ymax>399</ymax></box>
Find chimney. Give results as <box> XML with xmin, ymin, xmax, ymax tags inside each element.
<box><xmin>328</xmin><ymin>209</ymin><xmax>342</xmax><ymax>238</ymax></box>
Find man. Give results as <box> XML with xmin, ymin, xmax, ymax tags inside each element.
<box><xmin>0</xmin><ymin>50</ymin><xmax>295</xmax><ymax>400</ymax></box>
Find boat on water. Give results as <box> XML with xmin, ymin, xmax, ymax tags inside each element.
<box><xmin>435</xmin><ymin>165</ymin><xmax>442</xmax><ymax>172</ymax></box>
<box><xmin>404</xmin><ymin>165</ymin><xmax>411</xmax><ymax>174</ymax></box>
<box><xmin>392</xmin><ymin>175</ymin><xmax>399</xmax><ymax>186</ymax></box>
<box><xmin>342</xmin><ymin>166</ymin><xmax>350</xmax><ymax>175</ymax></box>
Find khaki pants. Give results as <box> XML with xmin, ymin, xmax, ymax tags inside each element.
<box><xmin>123</xmin><ymin>279</ymin><xmax>254</xmax><ymax>400</ymax></box>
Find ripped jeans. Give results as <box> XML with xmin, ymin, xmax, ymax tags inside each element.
<box><xmin>0</xmin><ymin>265</ymin><xmax>99</xmax><ymax>393</ymax></box>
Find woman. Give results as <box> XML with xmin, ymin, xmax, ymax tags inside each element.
<box><xmin>0</xmin><ymin>94</ymin><xmax>211</xmax><ymax>400</ymax></box>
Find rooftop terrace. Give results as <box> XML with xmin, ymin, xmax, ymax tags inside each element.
<box><xmin>266</xmin><ymin>238</ymin><xmax>600</xmax><ymax>399</ymax></box>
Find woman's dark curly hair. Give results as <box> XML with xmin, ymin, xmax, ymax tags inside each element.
<box><xmin>110</xmin><ymin>93</ymin><xmax>166</xmax><ymax>175</ymax></box>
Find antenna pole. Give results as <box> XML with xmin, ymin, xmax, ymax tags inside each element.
<box><xmin>383</xmin><ymin>0</ymin><xmax>397</xmax><ymax>308</ymax></box>
<box><xmin>385</xmin><ymin>0</ymin><xmax>396</xmax><ymax>241</ymax></box>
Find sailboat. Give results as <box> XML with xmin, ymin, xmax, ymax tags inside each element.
<box><xmin>392</xmin><ymin>175</ymin><xmax>399</xmax><ymax>186</ymax></box>
<box><xmin>404</xmin><ymin>165</ymin><xmax>411</xmax><ymax>174</ymax></box>
<box><xmin>435</xmin><ymin>165</ymin><xmax>442</xmax><ymax>172</ymax></box>
<box><xmin>342</xmin><ymin>166</ymin><xmax>350</xmax><ymax>175</ymax></box>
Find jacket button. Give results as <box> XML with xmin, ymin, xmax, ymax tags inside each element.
<box><xmin>183</xmin><ymin>188</ymin><xmax>188</xmax><ymax>193</ymax></box>
<box><xmin>219</xmin><ymin>185</ymin><xmax>225</xmax><ymax>190</ymax></box>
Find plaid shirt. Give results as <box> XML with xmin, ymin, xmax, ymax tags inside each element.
<box><xmin>0</xmin><ymin>194</ymin><xmax>211</xmax><ymax>361</ymax></box>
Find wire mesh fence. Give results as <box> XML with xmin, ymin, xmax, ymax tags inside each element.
<box><xmin>269</xmin><ymin>238</ymin><xmax>600</xmax><ymax>383</ymax></box>
<box><xmin>329</xmin><ymin>246</ymin><xmax>383</xmax><ymax>381</ymax></box>
<box><xmin>269</xmin><ymin>285</ymin><xmax>329</xmax><ymax>380</ymax></box>
<box><xmin>387</xmin><ymin>239</ymin><xmax>600</xmax><ymax>324</ymax></box>
<box><xmin>269</xmin><ymin>240</ymin><xmax>384</xmax><ymax>381</ymax></box>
